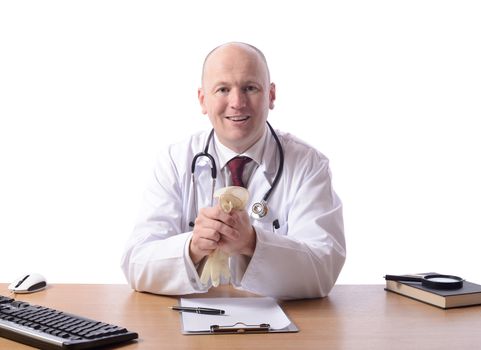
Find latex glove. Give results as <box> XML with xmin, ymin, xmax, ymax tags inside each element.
<box><xmin>200</xmin><ymin>186</ymin><xmax>249</xmax><ymax>287</ymax></box>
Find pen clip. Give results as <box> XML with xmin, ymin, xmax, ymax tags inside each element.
<box><xmin>210</xmin><ymin>322</ymin><xmax>271</xmax><ymax>334</ymax></box>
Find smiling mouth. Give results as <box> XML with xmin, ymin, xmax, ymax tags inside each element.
<box><xmin>226</xmin><ymin>115</ymin><xmax>250</xmax><ymax>122</ymax></box>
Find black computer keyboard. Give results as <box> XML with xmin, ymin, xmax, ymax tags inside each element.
<box><xmin>0</xmin><ymin>295</ymin><xmax>138</xmax><ymax>349</ymax></box>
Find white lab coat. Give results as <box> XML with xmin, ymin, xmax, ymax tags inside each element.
<box><xmin>121</xmin><ymin>128</ymin><xmax>346</xmax><ymax>300</ymax></box>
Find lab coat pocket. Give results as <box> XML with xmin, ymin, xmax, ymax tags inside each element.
<box><xmin>254</xmin><ymin>220</ymin><xmax>288</xmax><ymax>236</ymax></box>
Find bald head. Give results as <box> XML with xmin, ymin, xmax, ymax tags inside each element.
<box><xmin>197</xmin><ymin>42</ymin><xmax>276</xmax><ymax>153</ymax></box>
<box><xmin>201</xmin><ymin>42</ymin><xmax>271</xmax><ymax>86</ymax></box>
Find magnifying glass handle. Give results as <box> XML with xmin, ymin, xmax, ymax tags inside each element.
<box><xmin>384</xmin><ymin>275</ymin><xmax>422</xmax><ymax>282</ymax></box>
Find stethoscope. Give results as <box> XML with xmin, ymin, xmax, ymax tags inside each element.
<box><xmin>189</xmin><ymin>121</ymin><xmax>284</xmax><ymax>228</ymax></box>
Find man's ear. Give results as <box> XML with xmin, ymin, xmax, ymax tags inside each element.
<box><xmin>198</xmin><ymin>88</ymin><xmax>208</xmax><ymax>115</ymax></box>
<box><xmin>269</xmin><ymin>82</ymin><xmax>276</xmax><ymax>110</ymax></box>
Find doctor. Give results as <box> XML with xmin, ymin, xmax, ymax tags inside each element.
<box><xmin>121</xmin><ymin>42</ymin><xmax>346</xmax><ymax>300</ymax></box>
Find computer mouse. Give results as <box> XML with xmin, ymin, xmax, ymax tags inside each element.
<box><xmin>8</xmin><ymin>273</ymin><xmax>47</xmax><ymax>294</ymax></box>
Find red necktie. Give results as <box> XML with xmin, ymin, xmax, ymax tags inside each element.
<box><xmin>227</xmin><ymin>156</ymin><xmax>252</xmax><ymax>188</ymax></box>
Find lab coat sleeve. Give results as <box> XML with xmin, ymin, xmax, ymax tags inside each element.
<box><xmin>236</xmin><ymin>155</ymin><xmax>346</xmax><ymax>300</ymax></box>
<box><xmin>120</xmin><ymin>146</ymin><xmax>208</xmax><ymax>295</ymax></box>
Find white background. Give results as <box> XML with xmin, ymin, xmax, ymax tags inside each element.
<box><xmin>1</xmin><ymin>1</ymin><xmax>480</xmax><ymax>286</ymax></box>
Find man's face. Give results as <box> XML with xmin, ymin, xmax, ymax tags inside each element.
<box><xmin>198</xmin><ymin>44</ymin><xmax>276</xmax><ymax>153</ymax></box>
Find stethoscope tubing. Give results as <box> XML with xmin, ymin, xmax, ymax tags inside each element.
<box><xmin>191</xmin><ymin>129</ymin><xmax>217</xmax><ymax>180</ymax></box>
<box><xmin>190</xmin><ymin>121</ymin><xmax>283</xmax><ymax>226</ymax></box>
<box><xmin>263</xmin><ymin>122</ymin><xmax>284</xmax><ymax>202</ymax></box>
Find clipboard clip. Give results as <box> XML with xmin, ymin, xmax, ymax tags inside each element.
<box><xmin>210</xmin><ymin>322</ymin><xmax>271</xmax><ymax>334</ymax></box>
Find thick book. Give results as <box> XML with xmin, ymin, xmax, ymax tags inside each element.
<box><xmin>385</xmin><ymin>274</ymin><xmax>481</xmax><ymax>309</ymax></box>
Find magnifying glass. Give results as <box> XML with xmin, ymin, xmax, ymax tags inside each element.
<box><xmin>384</xmin><ymin>274</ymin><xmax>464</xmax><ymax>290</ymax></box>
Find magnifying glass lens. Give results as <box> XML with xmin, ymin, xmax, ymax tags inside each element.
<box><xmin>427</xmin><ymin>276</ymin><xmax>459</xmax><ymax>283</ymax></box>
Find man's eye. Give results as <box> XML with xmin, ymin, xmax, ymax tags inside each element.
<box><xmin>216</xmin><ymin>87</ymin><xmax>229</xmax><ymax>94</ymax></box>
<box><xmin>244</xmin><ymin>85</ymin><xmax>259</xmax><ymax>93</ymax></box>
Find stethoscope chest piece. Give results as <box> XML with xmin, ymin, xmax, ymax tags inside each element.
<box><xmin>251</xmin><ymin>200</ymin><xmax>268</xmax><ymax>220</ymax></box>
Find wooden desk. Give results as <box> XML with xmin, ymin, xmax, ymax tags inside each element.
<box><xmin>1</xmin><ymin>283</ymin><xmax>481</xmax><ymax>349</ymax></box>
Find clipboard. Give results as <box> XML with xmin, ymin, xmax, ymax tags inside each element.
<box><xmin>178</xmin><ymin>297</ymin><xmax>299</xmax><ymax>335</ymax></box>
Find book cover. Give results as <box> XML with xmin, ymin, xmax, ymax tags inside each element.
<box><xmin>385</xmin><ymin>274</ymin><xmax>481</xmax><ymax>309</ymax></box>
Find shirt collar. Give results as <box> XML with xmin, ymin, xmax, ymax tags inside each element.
<box><xmin>213</xmin><ymin>126</ymin><xmax>268</xmax><ymax>170</ymax></box>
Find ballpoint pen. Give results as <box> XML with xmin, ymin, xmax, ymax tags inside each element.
<box><xmin>170</xmin><ymin>306</ymin><xmax>225</xmax><ymax>315</ymax></box>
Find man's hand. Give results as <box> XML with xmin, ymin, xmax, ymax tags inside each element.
<box><xmin>189</xmin><ymin>205</ymin><xmax>256</xmax><ymax>265</ymax></box>
<box><xmin>217</xmin><ymin>209</ymin><xmax>256</xmax><ymax>256</ymax></box>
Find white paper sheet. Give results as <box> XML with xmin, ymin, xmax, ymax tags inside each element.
<box><xmin>180</xmin><ymin>297</ymin><xmax>291</xmax><ymax>332</ymax></box>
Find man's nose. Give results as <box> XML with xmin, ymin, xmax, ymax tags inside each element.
<box><xmin>229</xmin><ymin>88</ymin><xmax>247</xmax><ymax>109</ymax></box>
